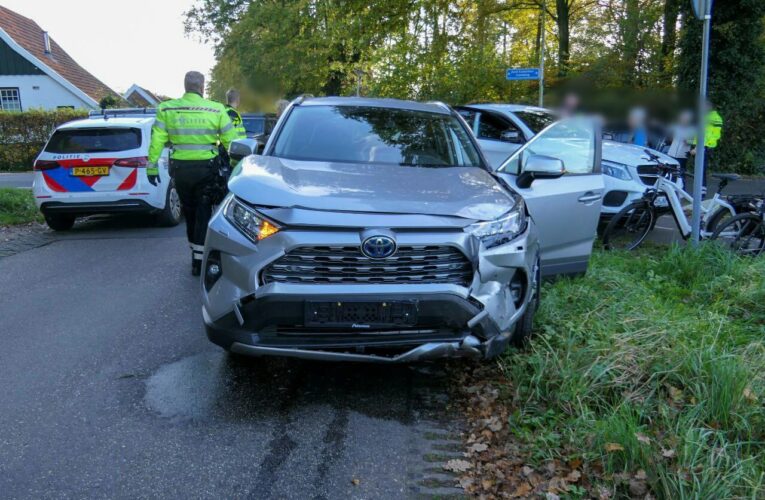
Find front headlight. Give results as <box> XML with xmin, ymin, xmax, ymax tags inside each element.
<box><xmin>224</xmin><ymin>196</ymin><xmax>280</xmax><ymax>243</ymax></box>
<box><xmin>602</xmin><ymin>162</ymin><xmax>633</xmax><ymax>180</ymax></box>
<box><xmin>468</xmin><ymin>203</ymin><xmax>527</xmax><ymax>249</ymax></box>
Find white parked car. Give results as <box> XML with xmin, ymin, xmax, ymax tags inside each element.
<box><xmin>455</xmin><ymin>104</ymin><xmax>680</xmax><ymax>217</ymax></box>
<box><xmin>32</xmin><ymin>110</ymin><xmax>181</xmax><ymax>230</ymax></box>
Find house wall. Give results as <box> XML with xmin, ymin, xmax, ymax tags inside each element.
<box><xmin>0</xmin><ymin>74</ymin><xmax>94</xmax><ymax>110</ymax></box>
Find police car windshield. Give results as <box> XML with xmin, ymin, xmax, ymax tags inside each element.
<box><xmin>45</xmin><ymin>128</ymin><xmax>142</xmax><ymax>154</ymax></box>
<box><xmin>273</xmin><ymin>105</ymin><xmax>482</xmax><ymax>168</ymax></box>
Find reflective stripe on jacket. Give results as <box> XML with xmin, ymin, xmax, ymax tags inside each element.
<box><xmin>149</xmin><ymin>92</ymin><xmax>238</xmax><ymax>163</ymax></box>
<box><xmin>689</xmin><ymin>110</ymin><xmax>723</xmax><ymax>149</ymax></box>
<box><xmin>226</xmin><ymin>105</ymin><xmax>247</xmax><ymax>139</ymax></box>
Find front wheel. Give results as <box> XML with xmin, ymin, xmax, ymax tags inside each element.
<box><xmin>602</xmin><ymin>201</ymin><xmax>656</xmax><ymax>251</ymax></box>
<box><xmin>711</xmin><ymin>213</ymin><xmax>765</xmax><ymax>257</ymax></box>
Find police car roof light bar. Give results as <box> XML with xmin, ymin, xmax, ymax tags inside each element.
<box><xmin>88</xmin><ymin>107</ymin><xmax>157</xmax><ymax>120</ymax></box>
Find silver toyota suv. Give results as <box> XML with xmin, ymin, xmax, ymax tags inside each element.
<box><xmin>202</xmin><ymin>97</ymin><xmax>603</xmax><ymax>362</ymax></box>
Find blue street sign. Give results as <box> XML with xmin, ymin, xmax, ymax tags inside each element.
<box><xmin>506</xmin><ymin>68</ymin><xmax>541</xmax><ymax>81</ymax></box>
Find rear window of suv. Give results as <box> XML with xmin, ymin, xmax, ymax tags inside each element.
<box><xmin>273</xmin><ymin>105</ymin><xmax>482</xmax><ymax>168</ymax></box>
<box><xmin>45</xmin><ymin>128</ymin><xmax>142</xmax><ymax>154</ymax></box>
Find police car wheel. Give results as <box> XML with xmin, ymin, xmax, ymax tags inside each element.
<box><xmin>44</xmin><ymin>214</ymin><xmax>75</xmax><ymax>231</ymax></box>
<box><xmin>156</xmin><ymin>180</ymin><xmax>182</xmax><ymax>227</ymax></box>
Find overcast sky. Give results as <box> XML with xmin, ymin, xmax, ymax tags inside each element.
<box><xmin>1</xmin><ymin>0</ymin><xmax>216</xmax><ymax>97</ymax></box>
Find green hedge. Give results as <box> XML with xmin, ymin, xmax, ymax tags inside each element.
<box><xmin>0</xmin><ymin>109</ymin><xmax>88</xmax><ymax>172</ymax></box>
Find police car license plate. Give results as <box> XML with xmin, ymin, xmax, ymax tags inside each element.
<box><xmin>72</xmin><ymin>166</ymin><xmax>109</xmax><ymax>176</ymax></box>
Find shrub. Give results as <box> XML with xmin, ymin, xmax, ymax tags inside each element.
<box><xmin>0</xmin><ymin>188</ymin><xmax>41</xmax><ymax>225</ymax></box>
<box><xmin>0</xmin><ymin>109</ymin><xmax>88</xmax><ymax>172</ymax></box>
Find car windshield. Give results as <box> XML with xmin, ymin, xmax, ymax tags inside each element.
<box><xmin>515</xmin><ymin>110</ymin><xmax>558</xmax><ymax>134</ymax></box>
<box><xmin>45</xmin><ymin>128</ymin><xmax>141</xmax><ymax>153</ymax></box>
<box><xmin>243</xmin><ymin>117</ymin><xmax>264</xmax><ymax>135</ymax></box>
<box><xmin>272</xmin><ymin>105</ymin><xmax>482</xmax><ymax>168</ymax></box>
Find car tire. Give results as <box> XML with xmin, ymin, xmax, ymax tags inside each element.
<box><xmin>44</xmin><ymin>214</ymin><xmax>75</xmax><ymax>231</ymax></box>
<box><xmin>511</xmin><ymin>257</ymin><xmax>541</xmax><ymax>348</ymax></box>
<box><xmin>155</xmin><ymin>180</ymin><xmax>182</xmax><ymax>227</ymax></box>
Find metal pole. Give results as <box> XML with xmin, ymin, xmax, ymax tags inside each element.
<box><xmin>690</xmin><ymin>12</ymin><xmax>711</xmax><ymax>245</ymax></box>
<box><xmin>539</xmin><ymin>0</ymin><xmax>545</xmax><ymax>107</ymax></box>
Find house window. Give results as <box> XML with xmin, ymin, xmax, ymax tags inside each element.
<box><xmin>0</xmin><ymin>88</ymin><xmax>21</xmax><ymax>111</ymax></box>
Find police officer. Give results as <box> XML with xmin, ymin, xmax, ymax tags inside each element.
<box><xmin>148</xmin><ymin>71</ymin><xmax>238</xmax><ymax>276</ymax></box>
<box><xmin>225</xmin><ymin>88</ymin><xmax>247</xmax><ymax>139</ymax></box>
<box><xmin>689</xmin><ymin>101</ymin><xmax>724</xmax><ymax>193</ymax></box>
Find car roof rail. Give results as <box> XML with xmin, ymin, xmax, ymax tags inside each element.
<box><xmin>426</xmin><ymin>101</ymin><xmax>451</xmax><ymax>112</ymax></box>
<box><xmin>88</xmin><ymin>107</ymin><xmax>157</xmax><ymax>120</ymax></box>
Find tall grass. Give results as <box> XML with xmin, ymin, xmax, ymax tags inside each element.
<box><xmin>502</xmin><ymin>244</ymin><xmax>765</xmax><ymax>498</ymax></box>
<box><xmin>0</xmin><ymin>188</ymin><xmax>41</xmax><ymax>226</ymax></box>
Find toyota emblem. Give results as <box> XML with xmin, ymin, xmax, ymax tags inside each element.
<box><xmin>361</xmin><ymin>235</ymin><xmax>397</xmax><ymax>259</ymax></box>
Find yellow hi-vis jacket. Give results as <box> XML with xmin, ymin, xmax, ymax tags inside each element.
<box><xmin>148</xmin><ymin>92</ymin><xmax>238</xmax><ymax>172</ymax></box>
<box><xmin>225</xmin><ymin>105</ymin><xmax>247</xmax><ymax>139</ymax></box>
<box><xmin>689</xmin><ymin>110</ymin><xmax>723</xmax><ymax>149</ymax></box>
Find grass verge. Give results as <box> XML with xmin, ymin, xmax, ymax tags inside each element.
<box><xmin>458</xmin><ymin>245</ymin><xmax>764</xmax><ymax>498</ymax></box>
<box><xmin>0</xmin><ymin>188</ymin><xmax>42</xmax><ymax>226</ymax></box>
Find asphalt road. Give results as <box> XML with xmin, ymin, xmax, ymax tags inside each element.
<box><xmin>0</xmin><ymin>217</ymin><xmax>464</xmax><ymax>499</ymax></box>
<box><xmin>0</xmin><ymin>172</ymin><xmax>34</xmax><ymax>188</ymax></box>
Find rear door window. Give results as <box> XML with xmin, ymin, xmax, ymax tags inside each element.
<box><xmin>45</xmin><ymin>128</ymin><xmax>142</xmax><ymax>154</ymax></box>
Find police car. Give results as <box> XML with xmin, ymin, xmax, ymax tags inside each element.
<box><xmin>32</xmin><ymin>109</ymin><xmax>181</xmax><ymax>230</ymax></box>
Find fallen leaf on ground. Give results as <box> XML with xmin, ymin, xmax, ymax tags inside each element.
<box><xmin>443</xmin><ymin>459</ymin><xmax>472</xmax><ymax>473</ymax></box>
<box><xmin>635</xmin><ymin>469</ymin><xmax>648</xmax><ymax>480</ymax></box>
<box><xmin>468</xmin><ymin>442</ymin><xmax>488</xmax><ymax>454</ymax></box>
<box><xmin>485</xmin><ymin>416</ymin><xmax>503</xmax><ymax>432</ymax></box>
<box><xmin>661</xmin><ymin>448</ymin><xmax>676</xmax><ymax>459</ymax></box>
<box><xmin>545</xmin><ymin>493</ymin><xmax>560</xmax><ymax>500</ymax></box>
<box><xmin>565</xmin><ymin>470</ymin><xmax>582</xmax><ymax>483</ymax></box>
<box><xmin>605</xmin><ymin>443</ymin><xmax>624</xmax><ymax>452</ymax></box>
<box><xmin>510</xmin><ymin>482</ymin><xmax>532</xmax><ymax>497</ymax></box>
<box><xmin>743</xmin><ymin>386</ymin><xmax>758</xmax><ymax>402</ymax></box>
<box><xmin>351</xmin><ymin>478</ymin><xmax>360</xmax><ymax>486</ymax></box>
<box><xmin>521</xmin><ymin>465</ymin><xmax>534</xmax><ymax>477</ymax></box>
<box><xmin>629</xmin><ymin>478</ymin><xmax>648</xmax><ymax>497</ymax></box>
<box><xmin>636</xmin><ymin>433</ymin><xmax>651</xmax><ymax>445</ymax></box>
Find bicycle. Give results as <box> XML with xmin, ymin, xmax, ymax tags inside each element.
<box><xmin>711</xmin><ymin>196</ymin><xmax>765</xmax><ymax>256</ymax></box>
<box><xmin>602</xmin><ymin>150</ymin><xmax>747</xmax><ymax>250</ymax></box>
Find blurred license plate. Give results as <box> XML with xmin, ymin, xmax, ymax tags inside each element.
<box><xmin>305</xmin><ymin>301</ymin><xmax>418</xmax><ymax>328</ymax></box>
<box><xmin>72</xmin><ymin>166</ymin><xmax>109</xmax><ymax>176</ymax></box>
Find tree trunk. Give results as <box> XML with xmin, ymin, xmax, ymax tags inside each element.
<box><xmin>555</xmin><ymin>0</ymin><xmax>570</xmax><ymax>77</ymax></box>
<box><xmin>622</xmin><ymin>0</ymin><xmax>640</xmax><ymax>85</ymax></box>
<box><xmin>659</xmin><ymin>0</ymin><xmax>680</xmax><ymax>85</ymax></box>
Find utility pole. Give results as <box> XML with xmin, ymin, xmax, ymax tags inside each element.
<box><xmin>690</xmin><ymin>0</ymin><xmax>714</xmax><ymax>245</ymax></box>
<box><xmin>539</xmin><ymin>0</ymin><xmax>546</xmax><ymax>107</ymax></box>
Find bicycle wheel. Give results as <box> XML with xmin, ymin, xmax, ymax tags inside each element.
<box><xmin>602</xmin><ymin>201</ymin><xmax>656</xmax><ymax>251</ymax></box>
<box><xmin>711</xmin><ymin>213</ymin><xmax>765</xmax><ymax>257</ymax></box>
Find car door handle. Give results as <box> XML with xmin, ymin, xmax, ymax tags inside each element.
<box><xmin>578</xmin><ymin>192</ymin><xmax>602</xmax><ymax>203</ymax></box>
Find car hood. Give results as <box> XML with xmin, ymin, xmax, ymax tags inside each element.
<box><xmin>228</xmin><ymin>156</ymin><xmax>516</xmax><ymax>221</ymax></box>
<box><xmin>602</xmin><ymin>140</ymin><xmax>678</xmax><ymax>166</ymax></box>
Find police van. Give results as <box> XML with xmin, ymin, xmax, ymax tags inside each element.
<box><xmin>32</xmin><ymin>109</ymin><xmax>181</xmax><ymax>230</ymax></box>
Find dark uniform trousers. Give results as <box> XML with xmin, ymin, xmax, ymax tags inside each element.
<box><xmin>170</xmin><ymin>157</ymin><xmax>221</xmax><ymax>263</ymax></box>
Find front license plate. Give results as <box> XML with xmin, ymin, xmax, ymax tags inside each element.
<box><xmin>305</xmin><ymin>301</ymin><xmax>418</xmax><ymax>328</ymax></box>
<box><xmin>71</xmin><ymin>166</ymin><xmax>109</xmax><ymax>176</ymax></box>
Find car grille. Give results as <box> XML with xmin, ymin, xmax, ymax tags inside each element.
<box><xmin>261</xmin><ymin>245</ymin><xmax>473</xmax><ymax>286</ymax></box>
<box><xmin>636</xmin><ymin>164</ymin><xmax>661</xmax><ymax>186</ymax></box>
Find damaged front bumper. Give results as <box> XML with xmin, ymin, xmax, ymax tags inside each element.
<box><xmin>202</xmin><ymin>207</ymin><xmax>539</xmax><ymax>363</ymax></box>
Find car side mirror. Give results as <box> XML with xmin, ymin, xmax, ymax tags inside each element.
<box><xmin>516</xmin><ymin>154</ymin><xmax>565</xmax><ymax>188</ymax></box>
<box><xmin>500</xmin><ymin>130</ymin><xmax>524</xmax><ymax>144</ymax></box>
<box><xmin>228</xmin><ymin>139</ymin><xmax>259</xmax><ymax>163</ymax></box>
